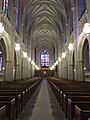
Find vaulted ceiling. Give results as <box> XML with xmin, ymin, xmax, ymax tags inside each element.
<box><xmin>22</xmin><ymin>0</ymin><xmax>72</xmax><ymax>53</ymax></box>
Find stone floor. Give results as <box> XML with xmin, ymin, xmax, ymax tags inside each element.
<box><xmin>17</xmin><ymin>80</ymin><xmax>66</xmax><ymax>120</ymax></box>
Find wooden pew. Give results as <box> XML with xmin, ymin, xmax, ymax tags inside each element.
<box><xmin>0</xmin><ymin>90</ymin><xmax>25</xmax><ymax>111</ymax></box>
<box><xmin>75</xmin><ymin>102</ymin><xmax>90</xmax><ymax>120</ymax></box>
<box><xmin>67</xmin><ymin>96</ymin><xmax>90</xmax><ymax>120</ymax></box>
<box><xmin>47</xmin><ymin>78</ymin><xmax>90</xmax><ymax>120</ymax></box>
<box><xmin>0</xmin><ymin>104</ymin><xmax>6</xmax><ymax>120</ymax></box>
<box><xmin>0</xmin><ymin>98</ymin><xmax>15</xmax><ymax>120</ymax></box>
<box><xmin>0</xmin><ymin>79</ymin><xmax>41</xmax><ymax>104</ymax></box>
<box><xmin>0</xmin><ymin>94</ymin><xmax>21</xmax><ymax>119</ymax></box>
<box><xmin>0</xmin><ymin>78</ymin><xmax>41</xmax><ymax>120</ymax></box>
<box><xmin>62</xmin><ymin>92</ymin><xmax>90</xmax><ymax>116</ymax></box>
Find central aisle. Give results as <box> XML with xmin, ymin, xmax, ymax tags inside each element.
<box><xmin>18</xmin><ymin>80</ymin><xmax>66</xmax><ymax>120</ymax></box>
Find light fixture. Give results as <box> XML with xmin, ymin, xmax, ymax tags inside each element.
<box><xmin>0</xmin><ymin>22</ymin><xmax>3</xmax><ymax>28</ymax></box>
<box><xmin>13</xmin><ymin>69</ymin><xmax>15</xmax><ymax>72</ymax></box>
<box><xmin>0</xmin><ymin>51</ymin><xmax>2</xmax><ymax>54</ymax></box>
<box><xmin>56</xmin><ymin>60</ymin><xmax>58</xmax><ymax>65</ymax></box>
<box><xmin>0</xmin><ymin>22</ymin><xmax>4</xmax><ymax>33</ymax></box>
<box><xmin>62</xmin><ymin>52</ymin><xmax>66</xmax><ymax>58</ymax></box>
<box><xmin>23</xmin><ymin>52</ymin><xmax>27</xmax><ymax>58</ymax></box>
<box><xmin>54</xmin><ymin>63</ymin><xmax>56</xmax><ymax>66</ymax></box>
<box><xmin>35</xmin><ymin>65</ymin><xmax>40</xmax><ymax>70</ymax></box>
<box><xmin>28</xmin><ymin>57</ymin><xmax>31</xmax><ymax>62</ymax></box>
<box><xmin>58</xmin><ymin>57</ymin><xmax>61</xmax><ymax>62</ymax></box>
<box><xmin>31</xmin><ymin>61</ymin><xmax>35</xmax><ymax>66</ymax></box>
<box><xmin>84</xmin><ymin>67</ymin><xmax>86</xmax><ymax>70</ymax></box>
<box><xmin>83</xmin><ymin>23</ymin><xmax>90</xmax><ymax>34</ymax></box>
<box><xmin>2</xmin><ymin>67</ymin><xmax>5</xmax><ymax>70</ymax></box>
<box><xmin>68</xmin><ymin>43</ymin><xmax>73</xmax><ymax>51</ymax></box>
<box><xmin>15</xmin><ymin>43</ymin><xmax>20</xmax><ymax>51</ymax></box>
<box><xmin>50</xmin><ymin>66</ymin><xmax>55</xmax><ymax>70</ymax></box>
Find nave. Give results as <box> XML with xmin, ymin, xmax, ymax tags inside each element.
<box><xmin>18</xmin><ymin>80</ymin><xmax>66</xmax><ymax>120</ymax></box>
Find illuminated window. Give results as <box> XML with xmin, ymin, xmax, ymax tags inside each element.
<box><xmin>0</xmin><ymin>47</ymin><xmax>3</xmax><ymax>72</ymax></box>
<box><xmin>1</xmin><ymin>0</ymin><xmax>8</xmax><ymax>15</ymax></box>
<box><xmin>16</xmin><ymin>8</ymin><xmax>19</xmax><ymax>33</ymax></box>
<box><xmin>70</xmin><ymin>10</ymin><xmax>73</xmax><ymax>34</ymax></box>
<box><xmin>40</xmin><ymin>50</ymin><xmax>49</xmax><ymax>67</ymax></box>
<box><xmin>79</xmin><ymin>0</ymin><xmax>86</xmax><ymax>19</ymax></box>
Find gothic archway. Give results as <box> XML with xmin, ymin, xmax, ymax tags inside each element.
<box><xmin>82</xmin><ymin>38</ymin><xmax>89</xmax><ymax>80</ymax></box>
<box><xmin>0</xmin><ymin>38</ymin><xmax>6</xmax><ymax>81</ymax></box>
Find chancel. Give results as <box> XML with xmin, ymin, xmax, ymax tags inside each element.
<box><xmin>0</xmin><ymin>0</ymin><xmax>90</xmax><ymax>120</ymax></box>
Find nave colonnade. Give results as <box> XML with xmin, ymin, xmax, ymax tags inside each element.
<box><xmin>0</xmin><ymin>0</ymin><xmax>90</xmax><ymax>81</ymax></box>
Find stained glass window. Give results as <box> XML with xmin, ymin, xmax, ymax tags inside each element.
<box><xmin>16</xmin><ymin>8</ymin><xmax>19</xmax><ymax>33</ymax></box>
<box><xmin>1</xmin><ymin>0</ymin><xmax>8</xmax><ymax>15</ymax></box>
<box><xmin>70</xmin><ymin>9</ymin><xmax>73</xmax><ymax>34</ymax></box>
<box><xmin>40</xmin><ymin>50</ymin><xmax>49</xmax><ymax>67</ymax></box>
<box><xmin>79</xmin><ymin>0</ymin><xmax>86</xmax><ymax>19</ymax></box>
<box><xmin>0</xmin><ymin>48</ymin><xmax>3</xmax><ymax>72</ymax></box>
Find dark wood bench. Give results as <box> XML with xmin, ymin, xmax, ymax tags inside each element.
<box><xmin>0</xmin><ymin>98</ymin><xmax>15</xmax><ymax>120</ymax></box>
<box><xmin>75</xmin><ymin>102</ymin><xmax>90</xmax><ymax>120</ymax></box>
<box><xmin>0</xmin><ymin>104</ymin><xmax>6</xmax><ymax>120</ymax></box>
<box><xmin>67</xmin><ymin>96</ymin><xmax>90</xmax><ymax>120</ymax></box>
<box><xmin>0</xmin><ymin>79</ymin><xmax>41</xmax><ymax>105</ymax></box>
<box><xmin>62</xmin><ymin>92</ymin><xmax>90</xmax><ymax>115</ymax></box>
<box><xmin>0</xmin><ymin>90</ymin><xmax>25</xmax><ymax>111</ymax></box>
<box><xmin>47</xmin><ymin>78</ymin><xmax>90</xmax><ymax>120</ymax></box>
<box><xmin>0</xmin><ymin>95</ymin><xmax>21</xmax><ymax>119</ymax></box>
<box><xmin>0</xmin><ymin>78</ymin><xmax>41</xmax><ymax>120</ymax></box>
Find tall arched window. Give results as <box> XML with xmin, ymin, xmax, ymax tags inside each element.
<box><xmin>0</xmin><ymin>49</ymin><xmax>3</xmax><ymax>72</ymax></box>
<box><xmin>79</xmin><ymin>0</ymin><xmax>86</xmax><ymax>19</ymax></box>
<box><xmin>0</xmin><ymin>44</ymin><xmax>4</xmax><ymax>73</ymax></box>
<box><xmin>70</xmin><ymin>9</ymin><xmax>73</xmax><ymax>34</ymax></box>
<box><xmin>1</xmin><ymin>0</ymin><xmax>8</xmax><ymax>15</ymax></box>
<box><xmin>40</xmin><ymin>50</ymin><xmax>49</xmax><ymax>67</ymax></box>
<box><xmin>15</xmin><ymin>8</ymin><xmax>19</xmax><ymax>33</ymax></box>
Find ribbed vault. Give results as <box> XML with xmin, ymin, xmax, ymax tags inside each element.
<box><xmin>21</xmin><ymin>0</ymin><xmax>72</xmax><ymax>66</ymax></box>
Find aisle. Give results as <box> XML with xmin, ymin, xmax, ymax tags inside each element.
<box><xmin>18</xmin><ymin>80</ymin><xmax>66</xmax><ymax>120</ymax></box>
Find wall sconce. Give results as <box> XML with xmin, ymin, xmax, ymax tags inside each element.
<box><xmin>23</xmin><ymin>52</ymin><xmax>27</xmax><ymax>58</ymax></box>
<box><xmin>83</xmin><ymin>23</ymin><xmax>90</xmax><ymax>34</ymax></box>
<box><xmin>68</xmin><ymin>43</ymin><xmax>73</xmax><ymax>51</ymax></box>
<box><xmin>28</xmin><ymin>57</ymin><xmax>31</xmax><ymax>62</ymax></box>
<box><xmin>0</xmin><ymin>22</ymin><xmax>4</xmax><ymax>33</ymax></box>
<box><xmin>58</xmin><ymin>57</ymin><xmax>61</xmax><ymax>62</ymax></box>
<box><xmin>62</xmin><ymin>52</ymin><xmax>66</xmax><ymax>58</ymax></box>
<box><xmin>15</xmin><ymin>43</ymin><xmax>20</xmax><ymax>51</ymax></box>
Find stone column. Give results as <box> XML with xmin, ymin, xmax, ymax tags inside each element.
<box><xmin>66</xmin><ymin>24</ymin><xmax>70</xmax><ymax>41</ymax></box>
<box><xmin>61</xmin><ymin>34</ymin><xmax>64</xmax><ymax>46</ymax></box>
<box><xmin>60</xmin><ymin>62</ymin><xmax>63</xmax><ymax>78</ymax></box>
<box><xmin>21</xmin><ymin>58</ymin><xmax>26</xmax><ymax>80</ymax></box>
<box><xmin>89</xmin><ymin>42</ymin><xmax>90</xmax><ymax>70</ymax></box>
<box><xmin>15</xmin><ymin>64</ymin><xmax>21</xmax><ymax>80</ymax></box>
<box><xmin>29</xmin><ymin>62</ymin><xmax>32</xmax><ymax>79</ymax></box>
<box><xmin>58</xmin><ymin>62</ymin><xmax>60</xmax><ymax>78</ymax></box>
<box><xmin>21</xmin><ymin>66</ymin><xmax>25</xmax><ymax>80</ymax></box>
<box><xmin>24</xmin><ymin>59</ymin><xmax>28</xmax><ymax>79</ymax></box>
<box><xmin>72</xmin><ymin>3</ymin><xmax>79</xmax><ymax>80</ymax></box>
<box><xmin>86</xmin><ymin>0</ymin><xmax>90</xmax><ymax>22</ymax></box>
<box><xmin>60</xmin><ymin>60</ymin><xmax>64</xmax><ymax>78</ymax></box>
<box><xmin>4</xmin><ymin>60</ymin><xmax>12</xmax><ymax>81</ymax></box>
<box><xmin>77</xmin><ymin>60</ymin><xmax>85</xmax><ymax>81</ymax></box>
<box><xmin>63</xmin><ymin>66</ymin><xmax>68</xmax><ymax>79</ymax></box>
<box><xmin>27</xmin><ymin>60</ymin><xmax>31</xmax><ymax>79</ymax></box>
<box><xmin>24</xmin><ymin>59</ymin><xmax>27</xmax><ymax>79</ymax></box>
<box><xmin>68</xmin><ymin>64</ymin><xmax>74</xmax><ymax>80</ymax></box>
<box><xmin>57</xmin><ymin>46</ymin><xmax>61</xmax><ymax>78</ymax></box>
